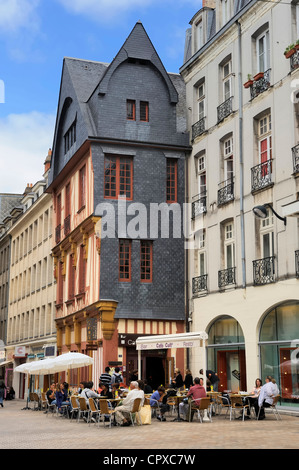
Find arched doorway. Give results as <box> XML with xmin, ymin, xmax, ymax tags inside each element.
<box><xmin>207</xmin><ymin>316</ymin><xmax>246</xmax><ymax>392</ymax></box>
<box><xmin>259</xmin><ymin>300</ymin><xmax>299</xmax><ymax>408</ymax></box>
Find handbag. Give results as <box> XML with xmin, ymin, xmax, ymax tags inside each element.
<box><xmin>136</xmin><ymin>404</ymin><xmax>151</xmax><ymax>425</ymax></box>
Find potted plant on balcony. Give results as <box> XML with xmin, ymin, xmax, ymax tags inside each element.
<box><xmin>284</xmin><ymin>44</ymin><xmax>296</xmax><ymax>59</ymax></box>
<box><xmin>243</xmin><ymin>74</ymin><xmax>253</xmax><ymax>89</ymax></box>
<box><xmin>295</xmin><ymin>40</ymin><xmax>299</xmax><ymax>51</ymax></box>
<box><xmin>254</xmin><ymin>72</ymin><xmax>264</xmax><ymax>81</ymax></box>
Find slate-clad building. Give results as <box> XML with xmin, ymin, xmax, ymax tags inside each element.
<box><xmin>47</xmin><ymin>22</ymin><xmax>190</xmax><ymax>387</ymax></box>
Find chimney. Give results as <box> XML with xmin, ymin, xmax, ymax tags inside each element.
<box><xmin>202</xmin><ymin>0</ymin><xmax>215</xmax><ymax>8</ymax></box>
<box><xmin>44</xmin><ymin>148</ymin><xmax>52</xmax><ymax>173</ymax></box>
<box><xmin>23</xmin><ymin>183</ymin><xmax>32</xmax><ymax>195</ymax></box>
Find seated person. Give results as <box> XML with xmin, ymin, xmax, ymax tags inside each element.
<box><xmin>54</xmin><ymin>382</ymin><xmax>71</xmax><ymax>414</ymax></box>
<box><xmin>246</xmin><ymin>378</ymin><xmax>262</xmax><ymax>417</ymax></box>
<box><xmin>150</xmin><ymin>385</ymin><xmax>169</xmax><ymax>422</ymax></box>
<box><xmin>100</xmin><ymin>383</ymin><xmax>113</xmax><ymax>399</ymax></box>
<box><xmin>143</xmin><ymin>379</ymin><xmax>153</xmax><ymax>394</ymax></box>
<box><xmin>114</xmin><ymin>381</ymin><xmax>144</xmax><ymax>426</ymax></box>
<box><xmin>257</xmin><ymin>376</ymin><xmax>279</xmax><ymax>420</ymax></box>
<box><xmin>179</xmin><ymin>377</ymin><xmax>206</xmax><ymax>421</ymax></box>
<box><xmin>45</xmin><ymin>382</ymin><xmax>56</xmax><ymax>411</ymax></box>
<box><xmin>80</xmin><ymin>381</ymin><xmax>101</xmax><ymax>404</ymax></box>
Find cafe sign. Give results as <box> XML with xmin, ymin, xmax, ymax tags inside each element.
<box><xmin>136</xmin><ymin>339</ymin><xmax>202</xmax><ymax>350</ymax></box>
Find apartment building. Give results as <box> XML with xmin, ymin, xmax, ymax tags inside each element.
<box><xmin>180</xmin><ymin>0</ymin><xmax>299</xmax><ymax>409</ymax></box>
<box><xmin>4</xmin><ymin>153</ymin><xmax>56</xmax><ymax>398</ymax></box>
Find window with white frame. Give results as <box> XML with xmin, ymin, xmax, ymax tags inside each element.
<box><xmin>258</xmin><ymin>113</ymin><xmax>272</xmax><ymax>178</ymax></box>
<box><xmin>260</xmin><ymin>208</ymin><xmax>274</xmax><ymax>259</ymax></box>
<box><xmin>197</xmin><ymin>82</ymin><xmax>205</xmax><ymax>121</ymax></box>
<box><xmin>223</xmin><ymin>136</ymin><xmax>233</xmax><ymax>182</ymax></box>
<box><xmin>221</xmin><ymin>0</ymin><xmax>230</xmax><ymax>26</ymax></box>
<box><xmin>196</xmin><ymin>19</ymin><xmax>203</xmax><ymax>50</ymax></box>
<box><xmin>222</xmin><ymin>60</ymin><xmax>232</xmax><ymax>102</ymax></box>
<box><xmin>256</xmin><ymin>29</ymin><xmax>270</xmax><ymax>73</ymax></box>
<box><xmin>194</xmin><ymin>229</ymin><xmax>206</xmax><ymax>276</ymax></box>
<box><xmin>224</xmin><ymin>222</ymin><xmax>235</xmax><ymax>269</ymax></box>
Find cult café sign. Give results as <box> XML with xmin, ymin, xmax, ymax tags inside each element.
<box><xmin>136</xmin><ymin>339</ymin><xmax>201</xmax><ymax>351</ymax></box>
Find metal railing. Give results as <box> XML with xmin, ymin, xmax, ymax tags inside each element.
<box><xmin>191</xmin><ymin>191</ymin><xmax>207</xmax><ymax>218</ymax></box>
<box><xmin>218</xmin><ymin>178</ymin><xmax>234</xmax><ymax>206</ymax></box>
<box><xmin>55</xmin><ymin>224</ymin><xmax>61</xmax><ymax>244</ymax></box>
<box><xmin>64</xmin><ymin>214</ymin><xmax>71</xmax><ymax>236</ymax></box>
<box><xmin>251</xmin><ymin>159</ymin><xmax>273</xmax><ymax>192</ymax></box>
<box><xmin>253</xmin><ymin>256</ymin><xmax>275</xmax><ymax>285</ymax></box>
<box><xmin>290</xmin><ymin>50</ymin><xmax>299</xmax><ymax>71</ymax></box>
<box><xmin>250</xmin><ymin>69</ymin><xmax>271</xmax><ymax>100</ymax></box>
<box><xmin>192</xmin><ymin>117</ymin><xmax>205</xmax><ymax>140</ymax></box>
<box><xmin>218</xmin><ymin>267</ymin><xmax>236</xmax><ymax>289</ymax></box>
<box><xmin>217</xmin><ymin>96</ymin><xmax>233</xmax><ymax>123</ymax></box>
<box><xmin>292</xmin><ymin>143</ymin><xmax>299</xmax><ymax>173</ymax></box>
<box><xmin>295</xmin><ymin>250</ymin><xmax>299</xmax><ymax>278</ymax></box>
<box><xmin>192</xmin><ymin>274</ymin><xmax>208</xmax><ymax>295</ymax></box>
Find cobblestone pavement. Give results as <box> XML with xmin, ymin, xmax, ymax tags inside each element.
<box><xmin>0</xmin><ymin>399</ymin><xmax>299</xmax><ymax>450</ymax></box>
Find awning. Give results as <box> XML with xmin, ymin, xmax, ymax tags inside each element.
<box><xmin>136</xmin><ymin>331</ymin><xmax>208</xmax><ymax>350</ymax></box>
<box><xmin>0</xmin><ymin>360</ymin><xmax>14</xmax><ymax>367</ymax></box>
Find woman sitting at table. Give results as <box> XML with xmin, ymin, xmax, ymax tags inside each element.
<box><xmin>244</xmin><ymin>378</ymin><xmax>262</xmax><ymax>418</ymax></box>
<box><xmin>100</xmin><ymin>383</ymin><xmax>113</xmax><ymax>399</ymax></box>
<box><xmin>55</xmin><ymin>382</ymin><xmax>71</xmax><ymax>414</ymax></box>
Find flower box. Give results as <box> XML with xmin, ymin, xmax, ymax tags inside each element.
<box><xmin>254</xmin><ymin>72</ymin><xmax>264</xmax><ymax>81</ymax></box>
<box><xmin>243</xmin><ymin>80</ymin><xmax>254</xmax><ymax>89</ymax></box>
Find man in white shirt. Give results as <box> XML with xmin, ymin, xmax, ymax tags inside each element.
<box><xmin>114</xmin><ymin>381</ymin><xmax>144</xmax><ymax>426</ymax></box>
<box><xmin>257</xmin><ymin>376</ymin><xmax>279</xmax><ymax>420</ymax></box>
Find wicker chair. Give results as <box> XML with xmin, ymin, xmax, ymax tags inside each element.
<box><xmin>69</xmin><ymin>396</ymin><xmax>79</xmax><ymax>421</ymax></box>
<box><xmin>257</xmin><ymin>395</ymin><xmax>282</xmax><ymax>420</ymax></box>
<box><xmin>88</xmin><ymin>398</ymin><xmax>101</xmax><ymax>426</ymax></box>
<box><xmin>77</xmin><ymin>397</ymin><xmax>89</xmax><ymax>423</ymax></box>
<box><xmin>130</xmin><ymin>398</ymin><xmax>142</xmax><ymax>426</ymax></box>
<box><xmin>230</xmin><ymin>396</ymin><xmax>250</xmax><ymax>421</ymax></box>
<box><xmin>99</xmin><ymin>399</ymin><xmax>114</xmax><ymax>427</ymax></box>
<box><xmin>189</xmin><ymin>397</ymin><xmax>212</xmax><ymax>423</ymax></box>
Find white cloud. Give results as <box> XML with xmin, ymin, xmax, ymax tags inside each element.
<box><xmin>0</xmin><ymin>0</ymin><xmax>40</xmax><ymax>33</ymax></box>
<box><xmin>0</xmin><ymin>111</ymin><xmax>55</xmax><ymax>193</ymax></box>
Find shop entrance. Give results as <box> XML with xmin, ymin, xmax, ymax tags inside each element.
<box><xmin>126</xmin><ymin>347</ymin><xmax>167</xmax><ymax>388</ymax></box>
<box><xmin>146</xmin><ymin>356</ymin><xmax>165</xmax><ymax>389</ymax></box>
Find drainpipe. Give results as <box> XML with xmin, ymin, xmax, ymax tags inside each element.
<box><xmin>185</xmin><ymin>150</ymin><xmax>190</xmax><ymax>370</ymax></box>
<box><xmin>237</xmin><ymin>20</ymin><xmax>246</xmax><ymax>289</ymax></box>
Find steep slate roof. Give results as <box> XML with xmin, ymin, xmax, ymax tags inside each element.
<box><xmin>48</xmin><ymin>21</ymin><xmax>187</xmax><ymax>187</ymax></box>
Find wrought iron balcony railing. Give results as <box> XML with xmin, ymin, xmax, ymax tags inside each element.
<box><xmin>251</xmin><ymin>159</ymin><xmax>273</xmax><ymax>192</ymax></box>
<box><xmin>290</xmin><ymin>50</ymin><xmax>299</xmax><ymax>71</ymax></box>
<box><xmin>218</xmin><ymin>267</ymin><xmax>236</xmax><ymax>289</ymax></box>
<box><xmin>192</xmin><ymin>117</ymin><xmax>205</xmax><ymax>140</ymax></box>
<box><xmin>218</xmin><ymin>178</ymin><xmax>234</xmax><ymax>206</ymax></box>
<box><xmin>64</xmin><ymin>214</ymin><xmax>71</xmax><ymax>236</ymax></box>
<box><xmin>253</xmin><ymin>256</ymin><xmax>275</xmax><ymax>285</ymax></box>
<box><xmin>295</xmin><ymin>250</ymin><xmax>299</xmax><ymax>278</ymax></box>
<box><xmin>217</xmin><ymin>96</ymin><xmax>233</xmax><ymax>123</ymax></box>
<box><xmin>250</xmin><ymin>69</ymin><xmax>271</xmax><ymax>100</ymax></box>
<box><xmin>55</xmin><ymin>224</ymin><xmax>61</xmax><ymax>244</ymax></box>
<box><xmin>292</xmin><ymin>143</ymin><xmax>299</xmax><ymax>173</ymax></box>
<box><xmin>192</xmin><ymin>274</ymin><xmax>208</xmax><ymax>295</ymax></box>
<box><xmin>191</xmin><ymin>191</ymin><xmax>207</xmax><ymax>218</ymax></box>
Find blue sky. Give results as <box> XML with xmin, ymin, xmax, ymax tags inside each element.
<box><xmin>0</xmin><ymin>0</ymin><xmax>201</xmax><ymax>193</ymax></box>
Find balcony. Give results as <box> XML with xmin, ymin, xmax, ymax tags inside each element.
<box><xmin>192</xmin><ymin>274</ymin><xmax>208</xmax><ymax>295</ymax></box>
<box><xmin>218</xmin><ymin>267</ymin><xmax>236</xmax><ymax>289</ymax></box>
<box><xmin>250</xmin><ymin>69</ymin><xmax>271</xmax><ymax>100</ymax></box>
<box><xmin>292</xmin><ymin>143</ymin><xmax>299</xmax><ymax>173</ymax></box>
<box><xmin>55</xmin><ymin>224</ymin><xmax>61</xmax><ymax>244</ymax></box>
<box><xmin>217</xmin><ymin>96</ymin><xmax>233</xmax><ymax>123</ymax></box>
<box><xmin>296</xmin><ymin>250</ymin><xmax>299</xmax><ymax>278</ymax></box>
<box><xmin>218</xmin><ymin>178</ymin><xmax>234</xmax><ymax>206</ymax></box>
<box><xmin>290</xmin><ymin>50</ymin><xmax>299</xmax><ymax>71</ymax></box>
<box><xmin>253</xmin><ymin>256</ymin><xmax>275</xmax><ymax>285</ymax></box>
<box><xmin>64</xmin><ymin>214</ymin><xmax>71</xmax><ymax>236</ymax></box>
<box><xmin>251</xmin><ymin>160</ymin><xmax>273</xmax><ymax>193</ymax></box>
<box><xmin>192</xmin><ymin>117</ymin><xmax>205</xmax><ymax>140</ymax></box>
<box><xmin>191</xmin><ymin>191</ymin><xmax>207</xmax><ymax>219</ymax></box>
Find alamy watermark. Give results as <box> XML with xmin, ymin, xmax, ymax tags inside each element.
<box><xmin>95</xmin><ymin>196</ymin><xmax>204</xmax><ymax>250</ymax></box>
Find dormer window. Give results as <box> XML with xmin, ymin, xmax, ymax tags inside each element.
<box><xmin>64</xmin><ymin>118</ymin><xmax>76</xmax><ymax>155</ymax></box>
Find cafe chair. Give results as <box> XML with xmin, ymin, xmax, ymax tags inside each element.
<box><xmin>130</xmin><ymin>398</ymin><xmax>142</xmax><ymax>426</ymax></box>
<box><xmin>69</xmin><ymin>396</ymin><xmax>79</xmax><ymax>421</ymax></box>
<box><xmin>41</xmin><ymin>392</ymin><xmax>48</xmax><ymax>411</ymax></box>
<box><xmin>189</xmin><ymin>397</ymin><xmax>212</xmax><ymax>423</ymax></box>
<box><xmin>88</xmin><ymin>398</ymin><xmax>101</xmax><ymax>426</ymax></box>
<box><xmin>167</xmin><ymin>396</ymin><xmax>176</xmax><ymax>415</ymax></box>
<box><xmin>149</xmin><ymin>399</ymin><xmax>163</xmax><ymax>420</ymax></box>
<box><xmin>257</xmin><ymin>395</ymin><xmax>282</xmax><ymax>421</ymax></box>
<box><xmin>99</xmin><ymin>399</ymin><xmax>114</xmax><ymax>428</ymax></box>
<box><xmin>216</xmin><ymin>395</ymin><xmax>231</xmax><ymax>418</ymax></box>
<box><xmin>46</xmin><ymin>398</ymin><xmax>56</xmax><ymax>417</ymax></box>
<box><xmin>230</xmin><ymin>396</ymin><xmax>249</xmax><ymax>421</ymax></box>
<box><xmin>32</xmin><ymin>392</ymin><xmax>41</xmax><ymax>411</ymax></box>
<box><xmin>77</xmin><ymin>397</ymin><xmax>89</xmax><ymax>423</ymax></box>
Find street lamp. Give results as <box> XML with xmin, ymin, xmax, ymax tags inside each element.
<box><xmin>252</xmin><ymin>203</ymin><xmax>287</xmax><ymax>226</ymax></box>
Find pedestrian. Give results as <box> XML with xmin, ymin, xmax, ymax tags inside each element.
<box><xmin>200</xmin><ymin>368</ymin><xmax>220</xmax><ymax>391</ymax></box>
<box><xmin>111</xmin><ymin>367</ymin><xmax>124</xmax><ymax>385</ymax></box>
<box><xmin>99</xmin><ymin>366</ymin><xmax>112</xmax><ymax>386</ymax></box>
<box><xmin>184</xmin><ymin>369</ymin><xmax>193</xmax><ymax>389</ymax></box>
<box><xmin>0</xmin><ymin>381</ymin><xmax>6</xmax><ymax>407</ymax></box>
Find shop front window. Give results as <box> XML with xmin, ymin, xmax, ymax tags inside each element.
<box><xmin>259</xmin><ymin>301</ymin><xmax>299</xmax><ymax>407</ymax></box>
<box><xmin>207</xmin><ymin>316</ymin><xmax>246</xmax><ymax>392</ymax></box>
